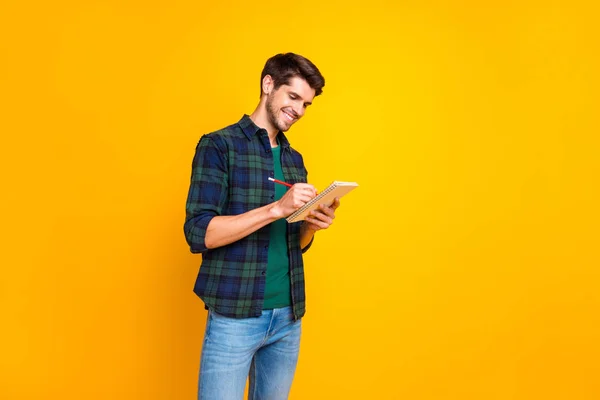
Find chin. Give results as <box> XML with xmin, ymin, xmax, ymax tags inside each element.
<box><xmin>277</xmin><ymin>120</ymin><xmax>291</xmax><ymax>132</ymax></box>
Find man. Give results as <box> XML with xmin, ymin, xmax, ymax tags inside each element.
<box><xmin>184</xmin><ymin>53</ymin><xmax>340</xmax><ymax>400</ymax></box>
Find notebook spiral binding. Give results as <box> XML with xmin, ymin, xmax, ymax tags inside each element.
<box><xmin>287</xmin><ymin>182</ymin><xmax>339</xmax><ymax>221</ymax></box>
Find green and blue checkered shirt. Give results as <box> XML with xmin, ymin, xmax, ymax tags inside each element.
<box><xmin>184</xmin><ymin>115</ymin><xmax>313</xmax><ymax>319</ymax></box>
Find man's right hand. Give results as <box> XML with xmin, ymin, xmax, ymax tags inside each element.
<box><xmin>270</xmin><ymin>183</ymin><xmax>317</xmax><ymax>219</ymax></box>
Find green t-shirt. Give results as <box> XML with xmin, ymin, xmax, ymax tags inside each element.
<box><xmin>263</xmin><ymin>143</ymin><xmax>292</xmax><ymax>309</ymax></box>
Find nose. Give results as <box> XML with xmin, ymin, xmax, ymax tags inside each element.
<box><xmin>293</xmin><ymin>102</ymin><xmax>304</xmax><ymax>118</ymax></box>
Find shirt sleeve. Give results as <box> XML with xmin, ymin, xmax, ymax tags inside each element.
<box><xmin>301</xmin><ymin>234</ymin><xmax>314</xmax><ymax>253</ymax></box>
<box><xmin>300</xmin><ymin>163</ymin><xmax>314</xmax><ymax>254</ymax></box>
<box><xmin>184</xmin><ymin>135</ymin><xmax>229</xmax><ymax>253</ymax></box>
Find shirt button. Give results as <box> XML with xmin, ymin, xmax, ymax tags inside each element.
<box><xmin>261</xmin><ymin>270</ymin><xmax>266</xmax><ymax>275</ymax></box>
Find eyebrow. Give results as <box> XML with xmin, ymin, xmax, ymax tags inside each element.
<box><xmin>290</xmin><ymin>91</ymin><xmax>312</xmax><ymax>106</ymax></box>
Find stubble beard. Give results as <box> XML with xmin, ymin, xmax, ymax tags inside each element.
<box><xmin>266</xmin><ymin>93</ymin><xmax>289</xmax><ymax>133</ymax></box>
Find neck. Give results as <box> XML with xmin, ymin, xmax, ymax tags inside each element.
<box><xmin>249</xmin><ymin>100</ymin><xmax>279</xmax><ymax>147</ymax></box>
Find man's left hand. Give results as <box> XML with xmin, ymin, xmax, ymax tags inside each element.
<box><xmin>303</xmin><ymin>198</ymin><xmax>340</xmax><ymax>232</ymax></box>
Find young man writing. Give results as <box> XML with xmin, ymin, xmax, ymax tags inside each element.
<box><xmin>184</xmin><ymin>53</ymin><xmax>339</xmax><ymax>400</ymax></box>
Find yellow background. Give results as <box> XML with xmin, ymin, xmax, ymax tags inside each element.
<box><xmin>2</xmin><ymin>0</ymin><xmax>599</xmax><ymax>399</ymax></box>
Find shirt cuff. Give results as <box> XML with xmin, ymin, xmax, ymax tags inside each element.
<box><xmin>186</xmin><ymin>213</ymin><xmax>216</xmax><ymax>253</ymax></box>
<box><xmin>301</xmin><ymin>233</ymin><xmax>314</xmax><ymax>253</ymax></box>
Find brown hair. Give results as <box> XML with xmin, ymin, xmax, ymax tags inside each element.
<box><xmin>260</xmin><ymin>53</ymin><xmax>325</xmax><ymax>97</ymax></box>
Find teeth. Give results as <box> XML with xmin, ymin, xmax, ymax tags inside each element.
<box><xmin>284</xmin><ymin>111</ymin><xmax>294</xmax><ymax>121</ymax></box>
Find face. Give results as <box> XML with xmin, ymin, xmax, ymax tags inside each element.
<box><xmin>265</xmin><ymin>76</ymin><xmax>316</xmax><ymax>132</ymax></box>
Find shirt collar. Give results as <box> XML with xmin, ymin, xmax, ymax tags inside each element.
<box><xmin>238</xmin><ymin>114</ymin><xmax>291</xmax><ymax>149</ymax></box>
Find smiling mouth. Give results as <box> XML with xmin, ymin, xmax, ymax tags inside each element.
<box><xmin>282</xmin><ymin>110</ymin><xmax>297</xmax><ymax>122</ymax></box>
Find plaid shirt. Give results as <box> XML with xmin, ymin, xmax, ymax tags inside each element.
<box><xmin>184</xmin><ymin>115</ymin><xmax>313</xmax><ymax>319</ymax></box>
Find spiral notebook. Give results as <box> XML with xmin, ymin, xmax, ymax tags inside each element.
<box><xmin>286</xmin><ymin>181</ymin><xmax>359</xmax><ymax>223</ymax></box>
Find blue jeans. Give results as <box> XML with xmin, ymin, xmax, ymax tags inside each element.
<box><xmin>198</xmin><ymin>306</ymin><xmax>302</xmax><ymax>400</ymax></box>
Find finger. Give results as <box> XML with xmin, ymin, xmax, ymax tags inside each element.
<box><xmin>330</xmin><ymin>197</ymin><xmax>341</xmax><ymax>210</ymax></box>
<box><xmin>295</xmin><ymin>193</ymin><xmax>314</xmax><ymax>204</ymax></box>
<box><xmin>300</xmin><ymin>184</ymin><xmax>318</xmax><ymax>197</ymax></box>
<box><xmin>303</xmin><ymin>219</ymin><xmax>320</xmax><ymax>231</ymax></box>
<box><xmin>290</xmin><ymin>187</ymin><xmax>316</xmax><ymax>200</ymax></box>
<box><xmin>317</xmin><ymin>204</ymin><xmax>336</xmax><ymax>218</ymax></box>
<box><xmin>287</xmin><ymin>190</ymin><xmax>312</xmax><ymax>200</ymax></box>
<box><xmin>309</xmin><ymin>210</ymin><xmax>333</xmax><ymax>225</ymax></box>
<box><xmin>292</xmin><ymin>183</ymin><xmax>317</xmax><ymax>193</ymax></box>
<box><xmin>304</xmin><ymin>217</ymin><xmax>329</xmax><ymax>229</ymax></box>
<box><xmin>293</xmin><ymin>198</ymin><xmax>313</xmax><ymax>208</ymax></box>
<box><xmin>304</xmin><ymin>187</ymin><xmax>318</xmax><ymax>198</ymax></box>
<box><xmin>301</xmin><ymin>188</ymin><xmax>317</xmax><ymax>198</ymax></box>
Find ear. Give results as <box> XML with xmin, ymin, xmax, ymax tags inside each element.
<box><xmin>262</xmin><ymin>75</ymin><xmax>274</xmax><ymax>95</ymax></box>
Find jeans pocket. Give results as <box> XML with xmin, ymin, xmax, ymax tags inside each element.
<box><xmin>206</xmin><ymin>311</ymin><xmax>267</xmax><ymax>349</ymax></box>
